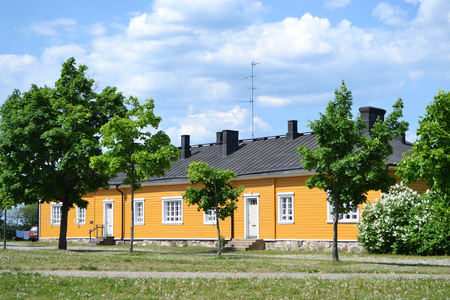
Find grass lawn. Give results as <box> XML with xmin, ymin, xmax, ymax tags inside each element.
<box><xmin>1</xmin><ymin>244</ymin><xmax>449</xmax><ymax>299</ymax></box>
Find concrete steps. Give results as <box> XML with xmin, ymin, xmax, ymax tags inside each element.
<box><xmin>224</xmin><ymin>239</ymin><xmax>264</xmax><ymax>251</ymax></box>
<box><xmin>86</xmin><ymin>236</ymin><xmax>115</xmax><ymax>246</ymax></box>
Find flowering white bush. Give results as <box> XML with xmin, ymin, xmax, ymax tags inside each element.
<box><xmin>357</xmin><ymin>182</ymin><xmax>449</xmax><ymax>255</ymax></box>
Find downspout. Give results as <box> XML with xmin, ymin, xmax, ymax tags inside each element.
<box><xmin>116</xmin><ymin>185</ymin><xmax>124</xmax><ymax>241</ymax></box>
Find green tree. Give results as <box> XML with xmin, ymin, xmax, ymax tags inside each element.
<box><xmin>183</xmin><ymin>161</ymin><xmax>244</xmax><ymax>256</ymax></box>
<box><xmin>16</xmin><ymin>203</ymin><xmax>39</xmax><ymax>229</ymax></box>
<box><xmin>297</xmin><ymin>81</ymin><xmax>408</xmax><ymax>262</ymax></box>
<box><xmin>0</xmin><ymin>58</ymin><xmax>127</xmax><ymax>250</ymax></box>
<box><xmin>397</xmin><ymin>90</ymin><xmax>450</xmax><ymax>206</ymax></box>
<box><xmin>90</xmin><ymin>96</ymin><xmax>179</xmax><ymax>252</ymax></box>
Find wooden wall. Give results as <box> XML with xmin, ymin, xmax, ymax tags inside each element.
<box><xmin>40</xmin><ymin>173</ymin><xmax>429</xmax><ymax>242</ymax></box>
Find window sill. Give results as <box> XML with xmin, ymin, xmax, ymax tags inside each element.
<box><xmin>162</xmin><ymin>222</ymin><xmax>183</xmax><ymax>225</ymax></box>
<box><xmin>278</xmin><ymin>221</ymin><xmax>294</xmax><ymax>225</ymax></box>
<box><xmin>327</xmin><ymin>220</ymin><xmax>358</xmax><ymax>224</ymax></box>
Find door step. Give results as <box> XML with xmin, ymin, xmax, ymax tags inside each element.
<box><xmin>224</xmin><ymin>239</ymin><xmax>264</xmax><ymax>251</ymax></box>
<box><xmin>86</xmin><ymin>236</ymin><xmax>115</xmax><ymax>246</ymax></box>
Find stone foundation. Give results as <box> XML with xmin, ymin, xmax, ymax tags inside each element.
<box><xmin>115</xmin><ymin>239</ymin><xmax>218</xmax><ymax>248</ymax></box>
<box><xmin>265</xmin><ymin>240</ymin><xmax>367</xmax><ymax>253</ymax></box>
<box><xmin>40</xmin><ymin>238</ymin><xmax>366</xmax><ymax>253</ymax></box>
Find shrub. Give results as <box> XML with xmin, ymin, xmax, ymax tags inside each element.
<box><xmin>357</xmin><ymin>183</ymin><xmax>450</xmax><ymax>255</ymax></box>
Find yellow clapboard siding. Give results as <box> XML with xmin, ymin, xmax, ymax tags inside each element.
<box><xmin>44</xmin><ymin>171</ymin><xmax>431</xmax><ymax>242</ymax></box>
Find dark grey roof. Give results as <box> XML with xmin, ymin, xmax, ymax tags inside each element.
<box><xmin>109</xmin><ymin>132</ymin><xmax>412</xmax><ymax>186</ymax></box>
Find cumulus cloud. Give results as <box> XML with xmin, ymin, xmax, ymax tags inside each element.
<box><xmin>2</xmin><ymin>0</ymin><xmax>450</xmax><ymax>144</ymax></box>
<box><xmin>166</xmin><ymin>106</ymin><xmax>250</xmax><ymax>144</ymax></box>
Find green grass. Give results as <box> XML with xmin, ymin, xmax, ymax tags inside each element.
<box><xmin>0</xmin><ymin>272</ymin><xmax>448</xmax><ymax>299</ymax></box>
<box><xmin>1</xmin><ymin>248</ymin><xmax>448</xmax><ymax>275</ymax></box>
<box><xmin>1</xmin><ymin>246</ymin><xmax>449</xmax><ymax>299</ymax></box>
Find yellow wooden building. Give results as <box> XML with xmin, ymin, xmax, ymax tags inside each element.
<box><xmin>38</xmin><ymin>107</ymin><xmax>426</xmax><ymax>250</ymax></box>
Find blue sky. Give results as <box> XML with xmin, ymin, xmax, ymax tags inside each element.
<box><xmin>1</xmin><ymin>0</ymin><xmax>449</xmax><ymax>145</ymax></box>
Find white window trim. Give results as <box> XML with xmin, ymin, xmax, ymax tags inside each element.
<box><xmin>278</xmin><ymin>192</ymin><xmax>294</xmax><ymax>225</ymax></box>
<box><xmin>75</xmin><ymin>206</ymin><xmax>86</xmax><ymax>225</ymax></box>
<box><xmin>134</xmin><ymin>198</ymin><xmax>145</xmax><ymax>226</ymax></box>
<box><xmin>162</xmin><ymin>196</ymin><xmax>183</xmax><ymax>225</ymax></box>
<box><xmin>50</xmin><ymin>203</ymin><xmax>62</xmax><ymax>226</ymax></box>
<box><xmin>327</xmin><ymin>202</ymin><xmax>360</xmax><ymax>223</ymax></box>
<box><xmin>203</xmin><ymin>209</ymin><xmax>217</xmax><ymax>225</ymax></box>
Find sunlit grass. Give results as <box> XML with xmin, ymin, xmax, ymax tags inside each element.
<box><xmin>1</xmin><ymin>249</ymin><xmax>448</xmax><ymax>275</ymax></box>
<box><xmin>0</xmin><ymin>272</ymin><xmax>448</xmax><ymax>299</ymax></box>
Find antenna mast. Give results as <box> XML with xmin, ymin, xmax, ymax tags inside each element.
<box><xmin>242</xmin><ymin>61</ymin><xmax>260</xmax><ymax>138</ymax></box>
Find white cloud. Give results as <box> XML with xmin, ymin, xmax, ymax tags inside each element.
<box><xmin>30</xmin><ymin>18</ymin><xmax>77</xmax><ymax>36</ymax></box>
<box><xmin>258</xmin><ymin>96</ymin><xmax>292</xmax><ymax>107</ymax></box>
<box><xmin>325</xmin><ymin>0</ymin><xmax>351</xmax><ymax>9</ymax></box>
<box><xmin>253</xmin><ymin>116</ymin><xmax>272</xmax><ymax>132</ymax></box>
<box><xmin>85</xmin><ymin>23</ymin><xmax>107</xmax><ymax>36</ymax></box>
<box><xmin>166</xmin><ymin>106</ymin><xmax>250</xmax><ymax>144</ymax></box>
<box><xmin>373</xmin><ymin>2</ymin><xmax>408</xmax><ymax>27</ymax></box>
<box><xmin>2</xmin><ymin>0</ymin><xmax>450</xmax><ymax>145</ymax></box>
<box><xmin>127</xmin><ymin>0</ymin><xmax>266</xmax><ymax>37</ymax></box>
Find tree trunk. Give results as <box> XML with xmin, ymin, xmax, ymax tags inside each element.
<box><xmin>58</xmin><ymin>200</ymin><xmax>69</xmax><ymax>250</ymax></box>
<box><xmin>216</xmin><ymin>206</ymin><xmax>222</xmax><ymax>256</ymax></box>
<box><xmin>332</xmin><ymin>198</ymin><xmax>340</xmax><ymax>262</ymax></box>
<box><xmin>130</xmin><ymin>180</ymin><xmax>134</xmax><ymax>253</ymax></box>
<box><xmin>3</xmin><ymin>210</ymin><xmax>6</xmax><ymax>250</ymax></box>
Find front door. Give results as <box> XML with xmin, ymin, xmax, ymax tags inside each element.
<box><xmin>104</xmin><ymin>203</ymin><xmax>113</xmax><ymax>237</ymax></box>
<box><xmin>246</xmin><ymin>197</ymin><xmax>259</xmax><ymax>238</ymax></box>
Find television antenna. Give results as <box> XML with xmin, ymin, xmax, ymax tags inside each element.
<box><xmin>240</xmin><ymin>61</ymin><xmax>263</xmax><ymax>138</ymax></box>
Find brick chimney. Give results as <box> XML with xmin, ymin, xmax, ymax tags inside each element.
<box><xmin>359</xmin><ymin>107</ymin><xmax>386</xmax><ymax>131</ymax></box>
<box><xmin>222</xmin><ymin>130</ymin><xmax>239</xmax><ymax>157</ymax></box>
<box><xmin>180</xmin><ymin>135</ymin><xmax>191</xmax><ymax>159</ymax></box>
<box><xmin>286</xmin><ymin>120</ymin><xmax>299</xmax><ymax>141</ymax></box>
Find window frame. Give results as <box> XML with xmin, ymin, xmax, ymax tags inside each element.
<box><xmin>327</xmin><ymin>202</ymin><xmax>360</xmax><ymax>223</ymax></box>
<box><xmin>203</xmin><ymin>209</ymin><xmax>217</xmax><ymax>225</ymax></box>
<box><xmin>50</xmin><ymin>203</ymin><xmax>62</xmax><ymax>226</ymax></box>
<box><xmin>75</xmin><ymin>206</ymin><xmax>86</xmax><ymax>225</ymax></box>
<box><xmin>134</xmin><ymin>198</ymin><xmax>145</xmax><ymax>226</ymax></box>
<box><xmin>162</xmin><ymin>196</ymin><xmax>183</xmax><ymax>225</ymax></box>
<box><xmin>278</xmin><ymin>192</ymin><xmax>295</xmax><ymax>224</ymax></box>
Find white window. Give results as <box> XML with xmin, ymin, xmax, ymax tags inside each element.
<box><xmin>204</xmin><ymin>209</ymin><xmax>216</xmax><ymax>225</ymax></box>
<box><xmin>327</xmin><ymin>203</ymin><xmax>359</xmax><ymax>223</ymax></box>
<box><xmin>50</xmin><ymin>203</ymin><xmax>62</xmax><ymax>225</ymax></box>
<box><xmin>134</xmin><ymin>198</ymin><xmax>145</xmax><ymax>225</ymax></box>
<box><xmin>162</xmin><ymin>197</ymin><xmax>183</xmax><ymax>225</ymax></box>
<box><xmin>75</xmin><ymin>206</ymin><xmax>86</xmax><ymax>225</ymax></box>
<box><xmin>278</xmin><ymin>192</ymin><xmax>294</xmax><ymax>224</ymax></box>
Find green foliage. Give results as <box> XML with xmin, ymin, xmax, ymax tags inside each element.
<box><xmin>220</xmin><ymin>235</ymin><xmax>228</xmax><ymax>247</ymax></box>
<box><xmin>184</xmin><ymin>161</ymin><xmax>244</xmax><ymax>221</ymax></box>
<box><xmin>184</xmin><ymin>161</ymin><xmax>244</xmax><ymax>255</ymax></box>
<box><xmin>0</xmin><ymin>57</ymin><xmax>127</xmax><ymax>249</ymax></box>
<box><xmin>297</xmin><ymin>81</ymin><xmax>408</xmax><ymax>261</ymax></box>
<box><xmin>297</xmin><ymin>81</ymin><xmax>408</xmax><ymax>213</ymax></box>
<box><xmin>357</xmin><ymin>183</ymin><xmax>450</xmax><ymax>255</ymax></box>
<box><xmin>90</xmin><ymin>96</ymin><xmax>179</xmax><ymax>189</ymax></box>
<box><xmin>397</xmin><ymin>90</ymin><xmax>450</xmax><ymax>206</ymax></box>
<box><xmin>90</xmin><ymin>95</ymin><xmax>179</xmax><ymax>252</ymax></box>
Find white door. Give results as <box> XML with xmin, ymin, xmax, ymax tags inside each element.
<box><xmin>104</xmin><ymin>203</ymin><xmax>113</xmax><ymax>237</ymax></box>
<box><xmin>246</xmin><ymin>198</ymin><xmax>259</xmax><ymax>238</ymax></box>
